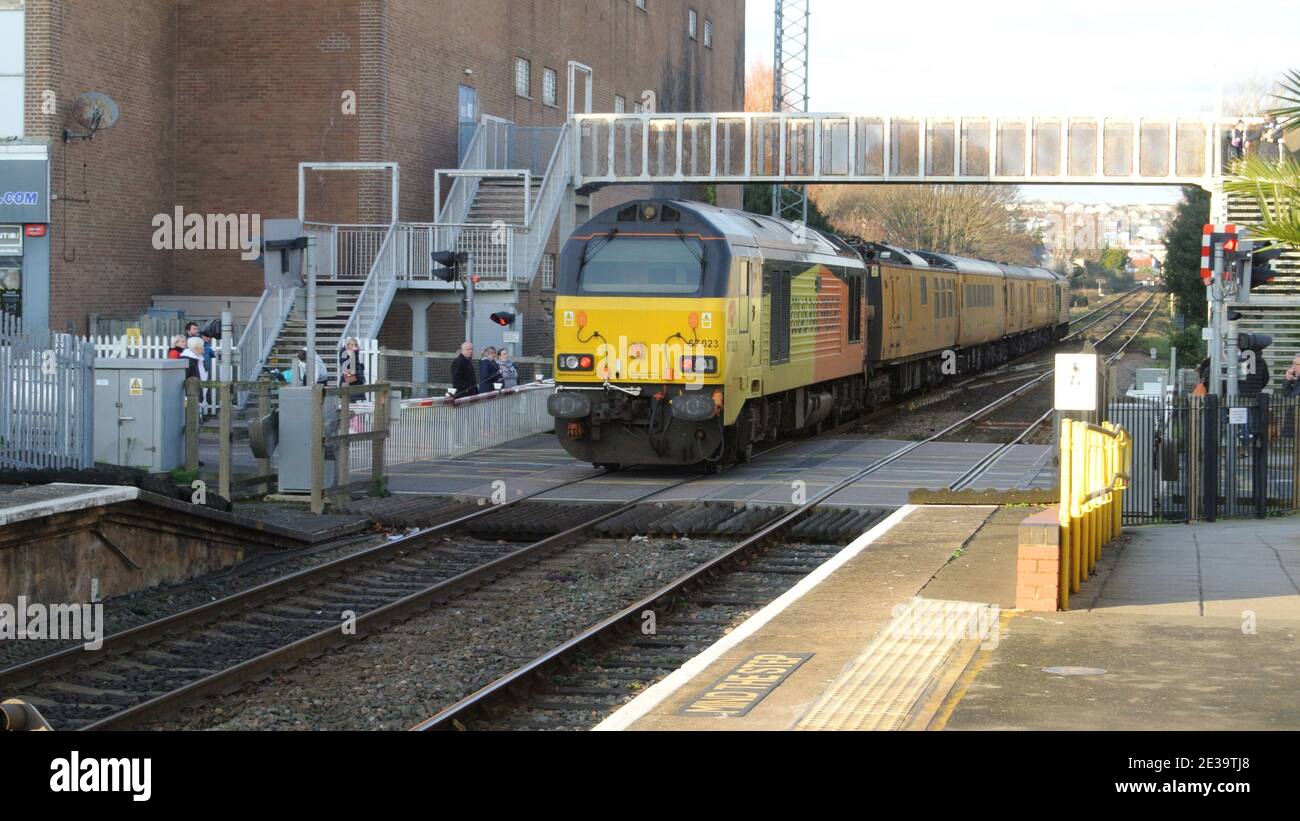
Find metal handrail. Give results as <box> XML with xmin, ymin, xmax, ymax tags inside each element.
<box><xmin>515</xmin><ymin>121</ymin><xmax>571</xmax><ymax>284</ymax></box>
<box><xmin>234</xmin><ymin>284</ymin><xmax>298</xmax><ymax>394</ymax></box>
<box><xmin>337</xmin><ymin>222</ymin><xmax>399</xmax><ymax>347</ymax></box>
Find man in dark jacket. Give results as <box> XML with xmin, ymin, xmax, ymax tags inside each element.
<box><xmin>451</xmin><ymin>341</ymin><xmax>477</xmax><ymax>396</ymax></box>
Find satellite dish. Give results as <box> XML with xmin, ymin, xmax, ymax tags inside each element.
<box><xmin>63</xmin><ymin>92</ymin><xmax>120</xmax><ymax>142</ymax></box>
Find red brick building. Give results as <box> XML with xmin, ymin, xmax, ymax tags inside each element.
<box><xmin>16</xmin><ymin>0</ymin><xmax>745</xmax><ymax>338</ymax></box>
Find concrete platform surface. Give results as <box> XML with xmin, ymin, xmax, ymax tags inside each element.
<box><xmin>597</xmin><ymin>504</ymin><xmax>999</xmax><ymax>730</ymax></box>
<box><xmin>597</xmin><ymin>508</ymin><xmax>1299</xmax><ymax>732</ymax></box>
<box><xmin>0</xmin><ymin>483</ymin><xmax>139</xmax><ymax>527</ymax></box>
<box><xmin>937</xmin><ymin>516</ymin><xmax>1300</xmax><ymax>731</ymax></box>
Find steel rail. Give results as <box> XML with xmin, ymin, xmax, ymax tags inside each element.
<box><xmin>7</xmin><ymin>436</ymin><xmax>813</xmax><ymax>730</ymax></box>
<box><xmin>0</xmin><ymin>466</ymin><xmax>611</xmax><ymax>693</ymax></box>
<box><xmin>948</xmin><ymin>294</ymin><xmax>1164</xmax><ymax>491</ymax></box>
<box><xmin>1066</xmin><ymin>285</ymin><xmax>1141</xmax><ymax>329</ymax></box>
<box><xmin>410</xmin><ymin>357</ymin><xmax>1111</xmax><ymax>730</ymax></box>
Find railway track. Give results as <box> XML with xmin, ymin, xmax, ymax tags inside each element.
<box><xmin>3</xmin><ymin>436</ymin><xmax>843</xmax><ymax>730</ymax></box>
<box><xmin>409</xmin><ymin>364</ymin><xmax>1102</xmax><ymax>731</ymax></box>
<box><xmin>2</xmin><ymin>289</ymin><xmax>1159</xmax><ymax>731</ymax></box>
<box><xmin>407</xmin><ymin>295</ymin><xmax>1170</xmax><ymax>732</ymax></box>
<box><xmin>948</xmin><ymin>292</ymin><xmax>1164</xmax><ymax>490</ymax></box>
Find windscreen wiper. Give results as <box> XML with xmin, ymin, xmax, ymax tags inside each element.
<box><xmin>578</xmin><ymin>227</ymin><xmax>619</xmax><ymax>273</ymax></box>
<box><xmin>674</xmin><ymin>228</ymin><xmax>705</xmax><ymax>269</ymax></box>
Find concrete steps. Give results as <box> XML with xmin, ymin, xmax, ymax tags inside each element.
<box><xmin>265</xmin><ymin>282</ymin><xmax>361</xmax><ymax>382</ymax></box>
<box><xmin>466</xmin><ymin>177</ymin><xmax>533</xmax><ymax>225</ymax></box>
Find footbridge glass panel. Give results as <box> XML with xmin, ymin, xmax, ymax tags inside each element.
<box><xmin>571</xmin><ymin>113</ymin><xmax>1256</xmax><ymax>187</ymax></box>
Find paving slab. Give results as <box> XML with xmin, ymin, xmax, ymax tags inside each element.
<box><xmin>936</xmin><ymin>515</ymin><xmax>1300</xmax><ymax>731</ymax></box>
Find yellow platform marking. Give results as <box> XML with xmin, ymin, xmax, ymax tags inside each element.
<box><xmin>795</xmin><ymin>597</ymin><xmax>999</xmax><ymax>732</ymax></box>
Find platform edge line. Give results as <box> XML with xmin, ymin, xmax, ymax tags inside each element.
<box><xmin>592</xmin><ymin>503</ymin><xmax>921</xmax><ymax>732</ymax></box>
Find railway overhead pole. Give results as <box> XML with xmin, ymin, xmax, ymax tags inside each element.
<box><xmin>771</xmin><ymin>0</ymin><xmax>811</xmax><ymax>224</ymax></box>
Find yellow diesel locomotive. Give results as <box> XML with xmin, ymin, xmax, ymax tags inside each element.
<box><xmin>546</xmin><ymin>200</ymin><xmax>1068</xmax><ymax>469</ymax></box>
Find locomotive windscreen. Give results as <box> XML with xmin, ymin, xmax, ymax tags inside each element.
<box><xmin>577</xmin><ymin>235</ymin><xmax>705</xmax><ymax>295</ymax></box>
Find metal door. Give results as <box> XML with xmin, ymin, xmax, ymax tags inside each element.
<box><xmin>119</xmin><ymin>369</ymin><xmax>155</xmax><ymax>469</ymax></box>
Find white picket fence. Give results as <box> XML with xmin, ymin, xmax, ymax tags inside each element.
<box><xmin>86</xmin><ymin>334</ymin><xmax>380</xmax><ymax>378</ymax></box>
<box><xmin>84</xmin><ymin>333</ymin><xmax>382</xmax><ymax>414</ymax></box>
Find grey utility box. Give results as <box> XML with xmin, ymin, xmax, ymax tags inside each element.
<box><xmin>277</xmin><ymin>385</ymin><xmax>337</xmax><ymax>493</ymax></box>
<box><xmin>93</xmin><ymin>359</ymin><xmax>186</xmax><ymax>472</ymax></box>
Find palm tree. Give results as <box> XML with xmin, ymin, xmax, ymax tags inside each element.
<box><xmin>1223</xmin><ymin>69</ymin><xmax>1300</xmax><ymax>248</ymax></box>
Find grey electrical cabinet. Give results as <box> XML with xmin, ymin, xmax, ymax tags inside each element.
<box><xmin>277</xmin><ymin>386</ymin><xmax>337</xmax><ymax>493</ymax></box>
<box><xmin>93</xmin><ymin>359</ymin><xmax>187</xmax><ymax>472</ymax></box>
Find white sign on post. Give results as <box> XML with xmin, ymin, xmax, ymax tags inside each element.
<box><xmin>1054</xmin><ymin>354</ymin><xmax>1099</xmax><ymax>411</ymax></box>
<box><xmin>1228</xmin><ymin>407</ymin><xmax>1248</xmax><ymax>425</ymax></box>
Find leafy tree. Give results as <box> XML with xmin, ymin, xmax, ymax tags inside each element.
<box><xmin>1099</xmin><ymin>247</ymin><xmax>1129</xmax><ymax>273</ymax></box>
<box><xmin>1163</xmin><ymin>185</ymin><xmax>1211</xmax><ymax>326</ymax></box>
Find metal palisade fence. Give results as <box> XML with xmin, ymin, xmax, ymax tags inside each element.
<box><xmin>345</xmin><ymin>382</ymin><xmax>555</xmax><ymax>468</ymax></box>
<box><xmin>1110</xmin><ymin>393</ymin><xmax>1300</xmax><ymax>524</ymax></box>
<box><xmin>0</xmin><ymin>313</ymin><xmax>95</xmax><ymax>469</ymax></box>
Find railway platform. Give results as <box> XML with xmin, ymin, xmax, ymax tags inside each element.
<box><xmin>596</xmin><ymin>507</ymin><xmax>1300</xmax><ymax>731</ymax></box>
<box><xmin>0</xmin><ymin>480</ymin><xmax>370</xmax><ymax>605</ymax></box>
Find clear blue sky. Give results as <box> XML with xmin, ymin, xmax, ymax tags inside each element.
<box><xmin>744</xmin><ymin>0</ymin><xmax>1299</xmax><ymax>204</ymax></box>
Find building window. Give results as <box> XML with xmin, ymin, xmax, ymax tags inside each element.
<box><xmin>704</xmin><ymin>19</ymin><xmax>713</xmax><ymax>48</ymax></box>
<box><xmin>542</xmin><ymin>67</ymin><xmax>557</xmax><ymax>107</ymax></box>
<box><xmin>514</xmin><ymin>58</ymin><xmax>530</xmax><ymax>98</ymax></box>
<box><xmin>688</xmin><ymin>9</ymin><xmax>698</xmax><ymax>39</ymax></box>
<box><xmin>542</xmin><ymin>253</ymin><xmax>555</xmax><ymax>290</ymax></box>
<box><xmin>0</xmin><ymin>7</ymin><xmax>24</xmax><ymax>139</ymax></box>
<box><xmin>614</xmin><ymin>95</ymin><xmax>626</xmax><ymax>113</ymax></box>
<box><xmin>633</xmin><ymin>101</ymin><xmax>644</xmax><ymax>114</ymax></box>
<box><xmin>636</xmin><ymin>0</ymin><xmax>646</xmax><ymax>9</ymax></box>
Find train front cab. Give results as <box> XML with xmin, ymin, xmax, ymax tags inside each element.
<box><xmin>546</xmin><ymin>201</ymin><xmax>738</xmax><ymax>467</ymax></box>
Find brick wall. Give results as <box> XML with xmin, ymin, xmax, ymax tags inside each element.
<box><xmin>173</xmin><ymin>0</ymin><xmax>363</xmax><ymax>297</ymax></box>
<box><xmin>1015</xmin><ymin>506</ymin><xmax>1064</xmax><ymax>611</ymax></box>
<box><xmin>26</xmin><ymin>0</ymin><xmax>178</xmax><ymax>333</ymax></box>
<box><xmin>28</xmin><ymin>0</ymin><xmax>745</xmax><ymax>332</ymax></box>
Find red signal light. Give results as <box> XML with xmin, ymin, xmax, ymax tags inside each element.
<box><xmin>1224</xmin><ymin>239</ymin><xmax>1237</xmax><ymax>252</ymax></box>
<box><xmin>578</xmin><ymin>355</ymin><xmax>593</xmax><ymax>369</ymax></box>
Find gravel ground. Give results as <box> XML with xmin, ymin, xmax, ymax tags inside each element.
<box><xmin>0</xmin><ymin>528</ymin><xmax>392</xmax><ymax>671</ymax></box>
<box><xmin>148</xmin><ymin>536</ymin><xmax>734</xmax><ymax>731</ymax></box>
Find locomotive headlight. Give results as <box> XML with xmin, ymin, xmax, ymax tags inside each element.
<box><xmin>558</xmin><ymin>354</ymin><xmax>595</xmax><ymax>372</ymax></box>
<box><xmin>680</xmin><ymin>355</ymin><xmax>718</xmax><ymax>374</ymax></box>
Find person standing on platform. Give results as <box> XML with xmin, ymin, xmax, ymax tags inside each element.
<box><xmin>295</xmin><ymin>349</ymin><xmax>330</xmax><ymax>386</ymax></box>
<box><xmin>339</xmin><ymin>337</ymin><xmax>366</xmax><ymax>386</ymax></box>
<box><xmin>479</xmin><ymin>346</ymin><xmax>501</xmax><ymax>392</ymax></box>
<box><xmin>181</xmin><ymin>336</ymin><xmax>207</xmax><ymax>381</ymax></box>
<box><xmin>497</xmin><ymin>350</ymin><xmax>519</xmax><ymax>389</ymax></box>
<box><xmin>451</xmin><ymin>341</ymin><xmax>477</xmax><ymax>396</ymax></box>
